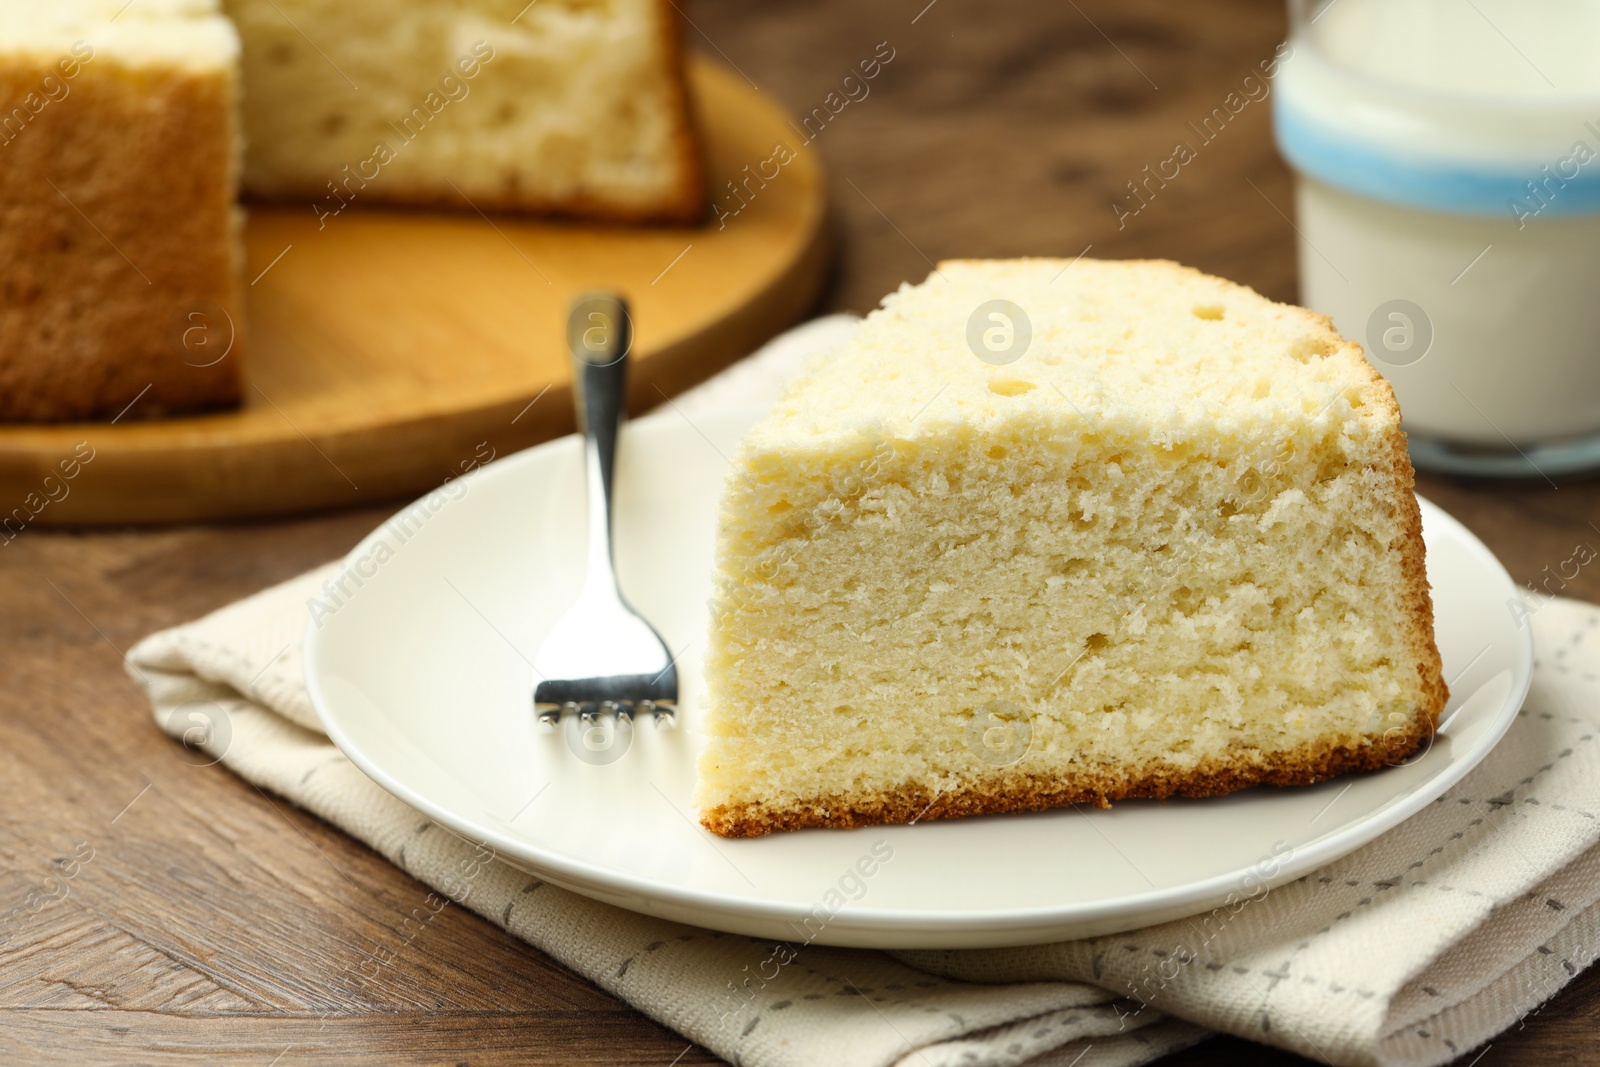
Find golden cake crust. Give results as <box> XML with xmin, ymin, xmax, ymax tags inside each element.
<box><xmin>629</xmin><ymin>0</ymin><xmax>704</xmax><ymax>225</ymax></box>
<box><xmin>701</xmin><ymin>714</ymin><xmax>1437</xmax><ymax>838</ymax></box>
<box><xmin>0</xmin><ymin>57</ymin><xmax>243</xmax><ymax>422</ymax></box>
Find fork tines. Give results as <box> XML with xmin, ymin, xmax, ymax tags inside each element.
<box><xmin>535</xmin><ymin>698</ymin><xmax>677</xmax><ymax>730</ymax></box>
<box><xmin>534</xmin><ymin>671</ymin><xmax>678</xmax><ymax>730</ymax></box>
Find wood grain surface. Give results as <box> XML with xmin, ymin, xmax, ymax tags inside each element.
<box><xmin>4</xmin><ymin>1</ymin><xmax>1599</xmax><ymax>1064</ymax></box>
<box><xmin>0</xmin><ymin>59</ymin><xmax>828</xmax><ymax>527</ymax></box>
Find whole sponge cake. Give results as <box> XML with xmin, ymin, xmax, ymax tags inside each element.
<box><xmin>222</xmin><ymin>0</ymin><xmax>703</xmax><ymax>223</ymax></box>
<box><xmin>696</xmin><ymin>258</ymin><xmax>1447</xmax><ymax>838</ymax></box>
<box><xmin>0</xmin><ymin>0</ymin><xmax>243</xmax><ymax>421</ymax></box>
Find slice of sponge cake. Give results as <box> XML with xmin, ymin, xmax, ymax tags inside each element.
<box><xmin>221</xmin><ymin>0</ymin><xmax>704</xmax><ymax>223</ymax></box>
<box><xmin>0</xmin><ymin>0</ymin><xmax>243</xmax><ymax>421</ymax></box>
<box><xmin>696</xmin><ymin>258</ymin><xmax>1446</xmax><ymax>837</ymax></box>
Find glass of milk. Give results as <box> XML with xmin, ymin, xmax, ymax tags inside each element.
<box><xmin>1274</xmin><ymin>0</ymin><xmax>1600</xmax><ymax>477</ymax></box>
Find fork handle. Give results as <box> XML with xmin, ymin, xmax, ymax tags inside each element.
<box><xmin>567</xmin><ymin>293</ymin><xmax>631</xmax><ymax>595</ymax></box>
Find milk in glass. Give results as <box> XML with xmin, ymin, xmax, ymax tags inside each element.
<box><xmin>1274</xmin><ymin>0</ymin><xmax>1600</xmax><ymax>474</ymax></box>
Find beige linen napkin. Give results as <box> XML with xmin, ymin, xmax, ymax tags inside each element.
<box><xmin>128</xmin><ymin>319</ymin><xmax>1600</xmax><ymax>1066</ymax></box>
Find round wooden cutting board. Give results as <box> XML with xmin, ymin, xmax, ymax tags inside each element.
<box><xmin>0</xmin><ymin>59</ymin><xmax>829</xmax><ymax>527</ymax></box>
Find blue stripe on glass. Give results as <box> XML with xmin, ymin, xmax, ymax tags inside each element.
<box><xmin>1273</xmin><ymin>102</ymin><xmax>1600</xmax><ymax>217</ymax></box>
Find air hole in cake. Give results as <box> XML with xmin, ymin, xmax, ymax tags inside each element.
<box><xmin>1171</xmin><ymin>586</ymin><xmax>1204</xmax><ymax>615</ymax></box>
<box><xmin>1192</xmin><ymin>305</ymin><xmax>1225</xmax><ymax>320</ymax></box>
<box><xmin>987</xmin><ymin>445</ymin><xmax>1007</xmax><ymax>459</ymax></box>
<box><xmin>1084</xmin><ymin>632</ymin><xmax>1110</xmax><ymax>650</ymax></box>
<box><xmin>988</xmin><ymin>377</ymin><xmax>1036</xmax><ymax>397</ymax></box>
<box><xmin>1290</xmin><ymin>336</ymin><xmax>1334</xmax><ymax>362</ymax></box>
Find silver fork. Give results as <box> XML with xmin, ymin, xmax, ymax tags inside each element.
<box><xmin>533</xmin><ymin>293</ymin><xmax>678</xmax><ymax>731</ymax></box>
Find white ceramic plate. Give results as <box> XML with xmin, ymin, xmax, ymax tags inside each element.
<box><xmin>305</xmin><ymin>407</ymin><xmax>1533</xmax><ymax>949</ymax></box>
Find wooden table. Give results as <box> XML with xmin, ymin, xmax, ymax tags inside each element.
<box><xmin>5</xmin><ymin>1</ymin><xmax>1597</xmax><ymax>1063</ymax></box>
